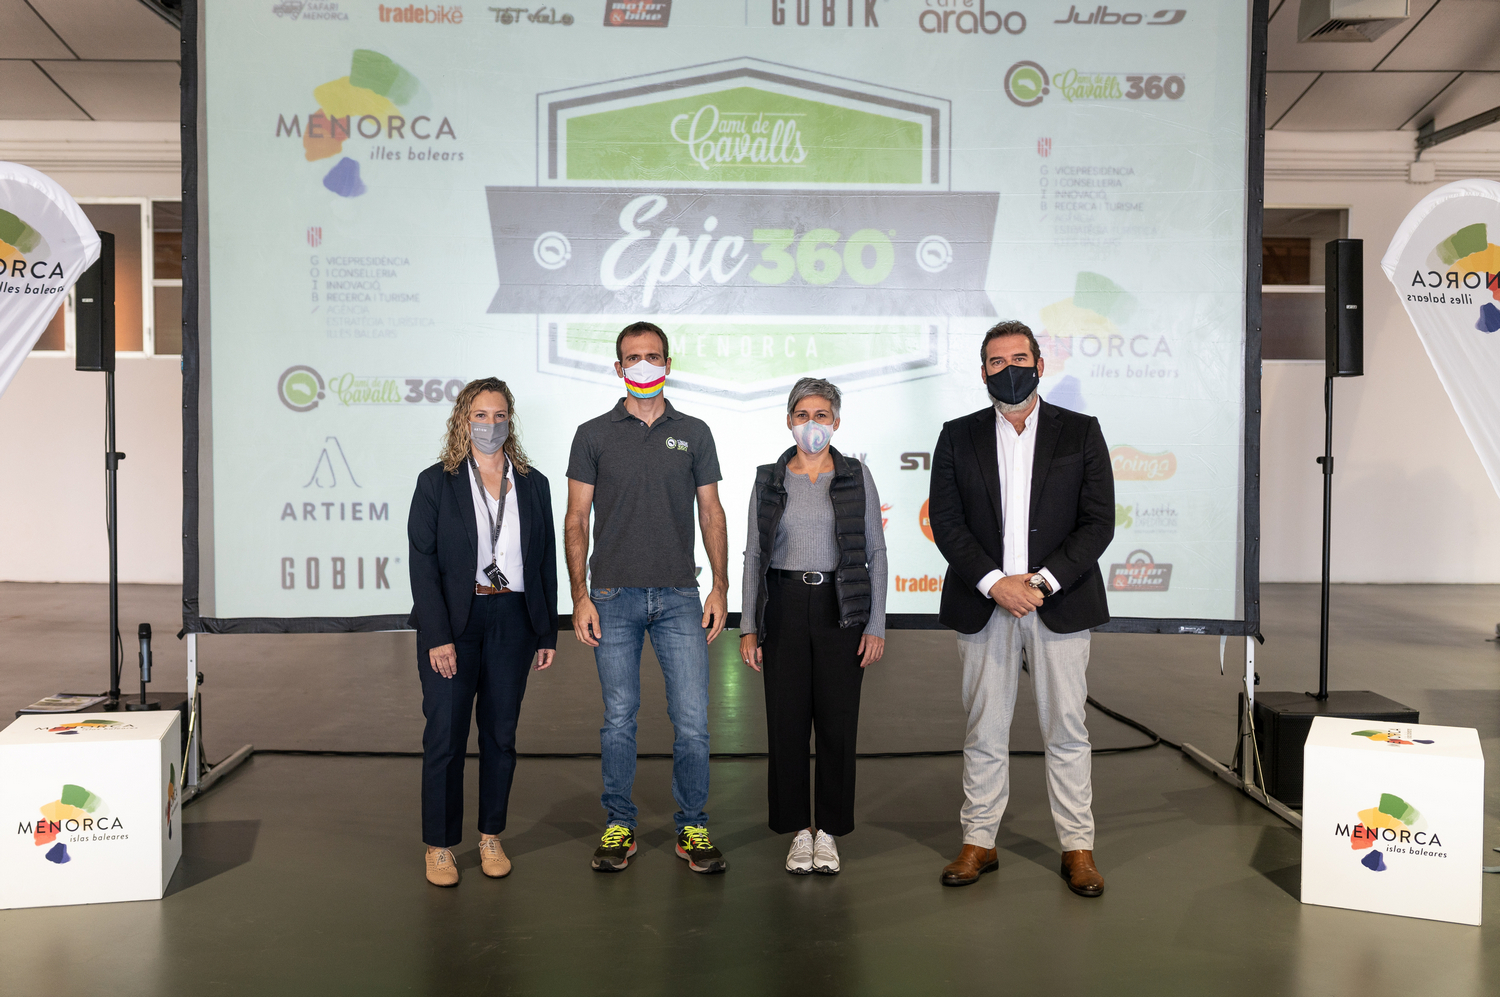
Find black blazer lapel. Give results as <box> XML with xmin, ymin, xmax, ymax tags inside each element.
<box><xmin>1028</xmin><ymin>402</ymin><xmax>1063</xmax><ymax>525</ymax></box>
<box><xmin>969</xmin><ymin>407</ymin><xmax>1003</xmax><ymax>528</ymax></box>
<box><xmin>449</xmin><ymin>464</ymin><xmax>479</xmax><ymax>562</ymax></box>
<box><xmin>514</xmin><ymin>468</ymin><xmax>533</xmax><ymax>566</ymax></box>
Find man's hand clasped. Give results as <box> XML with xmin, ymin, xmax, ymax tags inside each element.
<box><xmin>990</xmin><ymin>573</ymin><xmax>1046</xmax><ymax>619</ymax></box>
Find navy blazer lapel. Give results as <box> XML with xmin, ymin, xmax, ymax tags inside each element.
<box><xmin>450</xmin><ymin>464</ymin><xmax>479</xmax><ymax>560</ymax></box>
<box><xmin>969</xmin><ymin>407</ymin><xmax>1003</xmax><ymax>528</ymax></box>
<box><xmin>1028</xmin><ymin>401</ymin><xmax>1063</xmax><ymax>521</ymax></box>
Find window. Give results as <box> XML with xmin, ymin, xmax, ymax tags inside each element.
<box><xmin>1262</xmin><ymin>208</ymin><xmax>1348</xmax><ymax>362</ymax></box>
<box><xmin>29</xmin><ymin>197</ymin><xmax>183</xmax><ymax>357</ymax></box>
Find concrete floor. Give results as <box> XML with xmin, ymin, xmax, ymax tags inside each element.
<box><xmin>0</xmin><ymin>582</ymin><xmax>1497</xmax><ymax>994</ymax></box>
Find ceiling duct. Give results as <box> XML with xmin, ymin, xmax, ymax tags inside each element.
<box><xmin>1297</xmin><ymin>0</ymin><xmax>1409</xmax><ymax>42</ymax></box>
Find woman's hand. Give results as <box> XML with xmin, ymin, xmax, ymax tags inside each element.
<box><xmin>534</xmin><ymin>648</ymin><xmax>556</xmax><ymax>670</ymax></box>
<box><xmin>739</xmin><ymin>633</ymin><xmax>762</xmax><ymax>672</ymax></box>
<box><xmin>428</xmin><ymin>643</ymin><xmax>458</xmax><ymax>678</ymax></box>
<box><xmin>858</xmin><ymin>635</ymin><xmax>885</xmax><ymax>668</ymax></box>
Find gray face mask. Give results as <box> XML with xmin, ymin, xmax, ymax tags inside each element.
<box><xmin>470</xmin><ymin>420</ymin><xmax>509</xmax><ymax>456</ymax></box>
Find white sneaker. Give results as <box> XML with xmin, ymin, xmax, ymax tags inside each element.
<box><xmin>812</xmin><ymin>830</ymin><xmax>840</xmax><ymax>875</ymax></box>
<box><xmin>786</xmin><ymin>829</ymin><xmax>814</xmax><ymax>874</ymax></box>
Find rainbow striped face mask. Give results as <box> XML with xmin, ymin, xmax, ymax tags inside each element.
<box><xmin>623</xmin><ymin>359</ymin><xmax>666</xmax><ymax>399</ymax></box>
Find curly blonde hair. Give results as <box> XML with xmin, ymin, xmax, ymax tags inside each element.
<box><xmin>439</xmin><ymin>378</ymin><xmax>531</xmax><ymax>474</ymax></box>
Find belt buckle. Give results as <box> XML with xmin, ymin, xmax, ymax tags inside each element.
<box><xmin>801</xmin><ymin>571</ymin><xmax>824</xmax><ymax>585</ymax></box>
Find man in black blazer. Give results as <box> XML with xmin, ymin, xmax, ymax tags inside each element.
<box><xmin>928</xmin><ymin>320</ymin><xmax>1114</xmax><ymax>896</ymax></box>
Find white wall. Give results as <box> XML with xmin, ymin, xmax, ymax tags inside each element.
<box><xmin>2</xmin><ymin>125</ymin><xmax>1500</xmax><ymax>584</ymax></box>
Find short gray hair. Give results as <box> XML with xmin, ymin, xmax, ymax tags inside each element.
<box><xmin>786</xmin><ymin>377</ymin><xmax>841</xmax><ymax>419</ymax></box>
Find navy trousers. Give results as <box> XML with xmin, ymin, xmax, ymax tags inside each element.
<box><xmin>419</xmin><ymin>592</ymin><xmax>538</xmax><ymax>848</ymax></box>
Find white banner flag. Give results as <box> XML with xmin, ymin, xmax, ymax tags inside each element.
<box><xmin>1382</xmin><ymin>179</ymin><xmax>1500</xmax><ymax>496</ymax></box>
<box><xmin>0</xmin><ymin>162</ymin><xmax>100</xmax><ymax>400</ymax></box>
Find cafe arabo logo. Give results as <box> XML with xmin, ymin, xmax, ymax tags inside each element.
<box><xmin>1108</xmin><ymin>549</ymin><xmax>1171</xmax><ymax>592</ymax></box>
<box><xmin>0</xmin><ymin>208</ymin><xmax>68</xmax><ymax>298</ymax></box>
<box><xmin>19</xmin><ymin>784</ymin><xmax>125</xmax><ymax>866</ymax></box>
<box><xmin>274</xmin><ymin>49</ymin><xmax>461</xmax><ymax>199</ymax></box>
<box><xmin>277</xmin><ymin>365</ymin><xmax>466</xmax><ymax>412</ymax></box>
<box><xmin>1404</xmin><ymin>221</ymin><xmax>1500</xmax><ymax>333</ymax></box>
<box><xmin>1340</xmin><ymin>792</ymin><xmax>1444</xmax><ymax>873</ymax></box>
<box><xmin>1003</xmin><ymin>60</ymin><xmax>1186</xmax><ymax>108</ymax></box>
<box><xmin>494</xmin><ymin>58</ymin><xmax>993</xmax><ymax>404</ymax></box>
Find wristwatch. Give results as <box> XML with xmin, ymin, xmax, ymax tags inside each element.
<box><xmin>1028</xmin><ymin>573</ymin><xmax>1053</xmax><ymax>597</ymax></box>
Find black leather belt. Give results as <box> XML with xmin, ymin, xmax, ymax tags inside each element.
<box><xmin>772</xmin><ymin>569</ymin><xmax>832</xmax><ymax>585</ymax></box>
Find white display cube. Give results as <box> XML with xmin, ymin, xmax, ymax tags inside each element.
<box><xmin>0</xmin><ymin>711</ymin><xmax>183</xmax><ymax>909</ymax></box>
<box><xmin>1301</xmin><ymin>715</ymin><xmax>1484</xmax><ymax>925</ymax></box>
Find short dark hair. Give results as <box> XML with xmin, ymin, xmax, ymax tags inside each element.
<box><xmin>616</xmin><ymin>321</ymin><xmax>669</xmax><ymax>362</ymax></box>
<box><xmin>980</xmin><ymin>320</ymin><xmax>1041</xmax><ymax>365</ymax></box>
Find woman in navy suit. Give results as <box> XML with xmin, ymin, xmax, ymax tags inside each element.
<box><xmin>407</xmin><ymin>377</ymin><xmax>558</xmax><ymax>887</ymax></box>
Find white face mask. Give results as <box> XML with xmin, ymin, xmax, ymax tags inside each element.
<box><xmin>790</xmin><ymin>420</ymin><xmax>832</xmax><ymax>455</ymax></box>
<box><xmin>622</xmin><ymin>359</ymin><xmax>667</xmax><ymax>399</ymax></box>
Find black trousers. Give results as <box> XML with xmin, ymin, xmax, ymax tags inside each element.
<box><xmin>761</xmin><ymin>574</ymin><xmax>866</xmax><ymax>836</ymax></box>
<box><xmin>419</xmin><ymin>592</ymin><xmax>538</xmax><ymax>848</ymax></box>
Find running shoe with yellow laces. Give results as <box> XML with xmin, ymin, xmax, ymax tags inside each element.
<box><xmin>675</xmin><ymin>825</ymin><xmax>728</xmax><ymax>874</ymax></box>
<box><xmin>591</xmin><ymin>824</ymin><xmax>637</xmax><ymax>872</ymax></box>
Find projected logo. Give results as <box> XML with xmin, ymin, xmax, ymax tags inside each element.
<box><xmin>1341</xmin><ymin>793</ymin><xmax>1443</xmax><ymax>872</ymax></box>
<box><xmin>19</xmin><ymin>784</ymin><xmax>124</xmax><ymax>866</ymax></box>
<box><xmin>1351</xmin><ymin>729</ymin><xmax>1436</xmax><ymax>747</ymax></box>
<box><xmin>1115</xmin><ymin>502</ymin><xmax>1177</xmax><ymax>534</ymax></box>
<box><xmin>1053</xmin><ymin>6</ymin><xmax>1186</xmax><ymax>25</ymax></box>
<box><xmin>1405</xmin><ymin>222</ymin><xmax>1500</xmax><ymax>333</ymax></box>
<box><xmin>488</xmin><ymin>6</ymin><xmax>573</xmax><ymax>24</ymax></box>
<box><xmin>917</xmin><ymin>3</ymin><xmax>1025</xmax><ymax>34</ymax></box>
<box><xmin>277</xmin><ymin>366</ymin><xmax>464</xmax><ymax>411</ymax></box>
<box><xmin>1110</xmin><ymin>446</ymin><xmax>1175</xmax><ymax>481</ymax></box>
<box><xmin>604</xmin><ymin>0</ymin><xmax>667</xmax><ymax>25</ymax></box>
<box><xmin>1003</xmin><ymin>61</ymin><xmax>1186</xmax><ymax>106</ymax></box>
<box><xmin>1035</xmin><ymin>273</ymin><xmax>1174</xmax><ymax>390</ymax></box>
<box><xmin>274</xmin><ymin>49</ymin><xmax>459</xmax><ymax>199</ymax></box>
<box><xmin>1107</xmin><ymin>549</ymin><xmax>1171</xmax><ymax>592</ymax></box>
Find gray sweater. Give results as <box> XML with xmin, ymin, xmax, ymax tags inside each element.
<box><xmin>740</xmin><ymin>464</ymin><xmax>888</xmax><ymax>638</ymax></box>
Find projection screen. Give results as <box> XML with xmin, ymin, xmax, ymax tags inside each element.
<box><xmin>184</xmin><ymin>0</ymin><xmax>1264</xmax><ymax>637</ymax></box>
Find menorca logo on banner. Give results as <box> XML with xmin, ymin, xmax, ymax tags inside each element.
<box><xmin>0</xmin><ymin>162</ymin><xmax>100</xmax><ymax>400</ymax></box>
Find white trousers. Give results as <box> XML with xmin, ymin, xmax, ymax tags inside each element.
<box><xmin>956</xmin><ymin>607</ymin><xmax>1094</xmax><ymax>851</ymax></box>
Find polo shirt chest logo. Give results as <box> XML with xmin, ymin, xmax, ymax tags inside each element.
<box><xmin>664</xmin><ymin>436</ymin><xmax>689</xmax><ymax>451</ymax></box>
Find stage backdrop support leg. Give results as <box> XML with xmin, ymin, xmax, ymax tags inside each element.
<box><xmin>186</xmin><ymin>632</ymin><xmax>200</xmax><ymax>789</ymax></box>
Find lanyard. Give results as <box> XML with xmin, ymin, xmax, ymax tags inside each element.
<box><xmin>469</xmin><ymin>455</ymin><xmax>510</xmax><ymax>588</ymax></box>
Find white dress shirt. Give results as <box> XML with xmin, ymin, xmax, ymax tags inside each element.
<box><xmin>976</xmin><ymin>401</ymin><xmax>1061</xmax><ymax>600</ymax></box>
<box><xmin>469</xmin><ymin>461</ymin><xmax>525</xmax><ymax>592</ymax></box>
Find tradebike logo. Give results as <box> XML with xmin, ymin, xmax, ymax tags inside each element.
<box><xmin>1004</xmin><ymin>61</ymin><xmax>1186</xmax><ymax>107</ymax></box>
<box><xmin>1110</xmin><ymin>445</ymin><xmax>1176</xmax><ymax>481</ymax></box>
<box><xmin>20</xmin><ymin>784</ymin><xmax>125</xmax><ymax>865</ymax></box>
<box><xmin>1407</xmin><ymin>222</ymin><xmax>1500</xmax><ymax>333</ymax></box>
<box><xmin>377</xmin><ymin>3</ymin><xmax>463</xmax><ymax>22</ymax></box>
<box><xmin>1107</xmin><ymin>549</ymin><xmax>1171</xmax><ymax>591</ymax></box>
<box><xmin>278</xmin><ymin>365</ymin><xmax>465</xmax><ymax>412</ymax></box>
<box><xmin>1340</xmin><ymin>793</ymin><xmax>1444</xmax><ymax>872</ymax></box>
<box><xmin>894</xmin><ymin>572</ymin><xmax>943</xmax><ymax>592</ymax></box>
<box><xmin>918</xmin><ymin>2</ymin><xmax>1024</xmax><ymax>35</ymax></box>
<box><xmin>1054</xmin><ymin>5</ymin><xmax>1185</xmax><ymax>25</ymax></box>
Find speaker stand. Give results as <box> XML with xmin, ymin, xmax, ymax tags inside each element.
<box><xmin>104</xmin><ymin>367</ymin><xmax>125</xmax><ymax>706</ymax></box>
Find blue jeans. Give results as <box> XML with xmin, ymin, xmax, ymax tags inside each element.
<box><xmin>591</xmin><ymin>585</ymin><xmax>711</xmax><ymax>830</ymax></box>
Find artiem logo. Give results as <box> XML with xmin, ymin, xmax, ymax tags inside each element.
<box><xmin>1108</xmin><ymin>549</ymin><xmax>1171</xmax><ymax>591</ymax></box>
<box><xmin>43</xmin><ymin>720</ymin><xmax>130</xmax><ymax>736</ymax></box>
<box><xmin>278</xmin><ymin>366</ymin><xmax>465</xmax><ymax>411</ymax></box>
<box><xmin>274</xmin><ymin>49</ymin><xmax>460</xmax><ymax>199</ymax></box>
<box><xmin>1340</xmin><ymin>792</ymin><xmax>1443</xmax><ymax>872</ymax></box>
<box><xmin>1110</xmin><ymin>445</ymin><xmax>1176</xmax><ymax>481</ymax></box>
<box><xmin>1406</xmin><ymin>222</ymin><xmax>1500</xmax><ymax>333</ymax></box>
<box><xmin>1053</xmin><ymin>5</ymin><xmax>1186</xmax><ymax>25</ymax></box>
<box><xmin>20</xmin><ymin>784</ymin><xmax>124</xmax><ymax>865</ymax></box>
<box><xmin>604</xmin><ymin>0</ymin><xmax>668</xmax><ymax>26</ymax></box>
<box><xmin>1351</xmin><ymin>728</ymin><xmax>1436</xmax><ymax>747</ymax></box>
<box><xmin>1003</xmin><ymin>61</ymin><xmax>1186</xmax><ymax>107</ymax></box>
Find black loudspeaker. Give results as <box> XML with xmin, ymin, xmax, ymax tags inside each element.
<box><xmin>1325</xmin><ymin>238</ymin><xmax>1363</xmax><ymax>378</ymax></box>
<box><xmin>75</xmin><ymin>230</ymin><xmax>115</xmax><ymax>372</ymax></box>
<box><xmin>1252</xmin><ymin>690</ymin><xmax>1417</xmax><ymax>808</ymax></box>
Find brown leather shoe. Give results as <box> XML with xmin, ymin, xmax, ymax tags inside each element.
<box><xmin>479</xmin><ymin>836</ymin><xmax>511</xmax><ymax>878</ymax></box>
<box><xmin>425</xmin><ymin>847</ymin><xmax>459</xmax><ymax>887</ymax></box>
<box><xmin>940</xmin><ymin>844</ymin><xmax>999</xmax><ymax>887</ymax></box>
<box><xmin>1061</xmin><ymin>849</ymin><xmax>1104</xmax><ymax>897</ymax></box>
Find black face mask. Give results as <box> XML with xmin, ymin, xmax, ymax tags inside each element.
<box><xmin>986</xmin><ymin>363</ymin><xmax>1039</xmax><ymax>405</ymax></box>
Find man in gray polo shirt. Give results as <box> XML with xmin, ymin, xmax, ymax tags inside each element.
<box><xmin>565</xmin><ymin>320</ymin><xmax>731</xmax><ymax>875</ymax></box>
